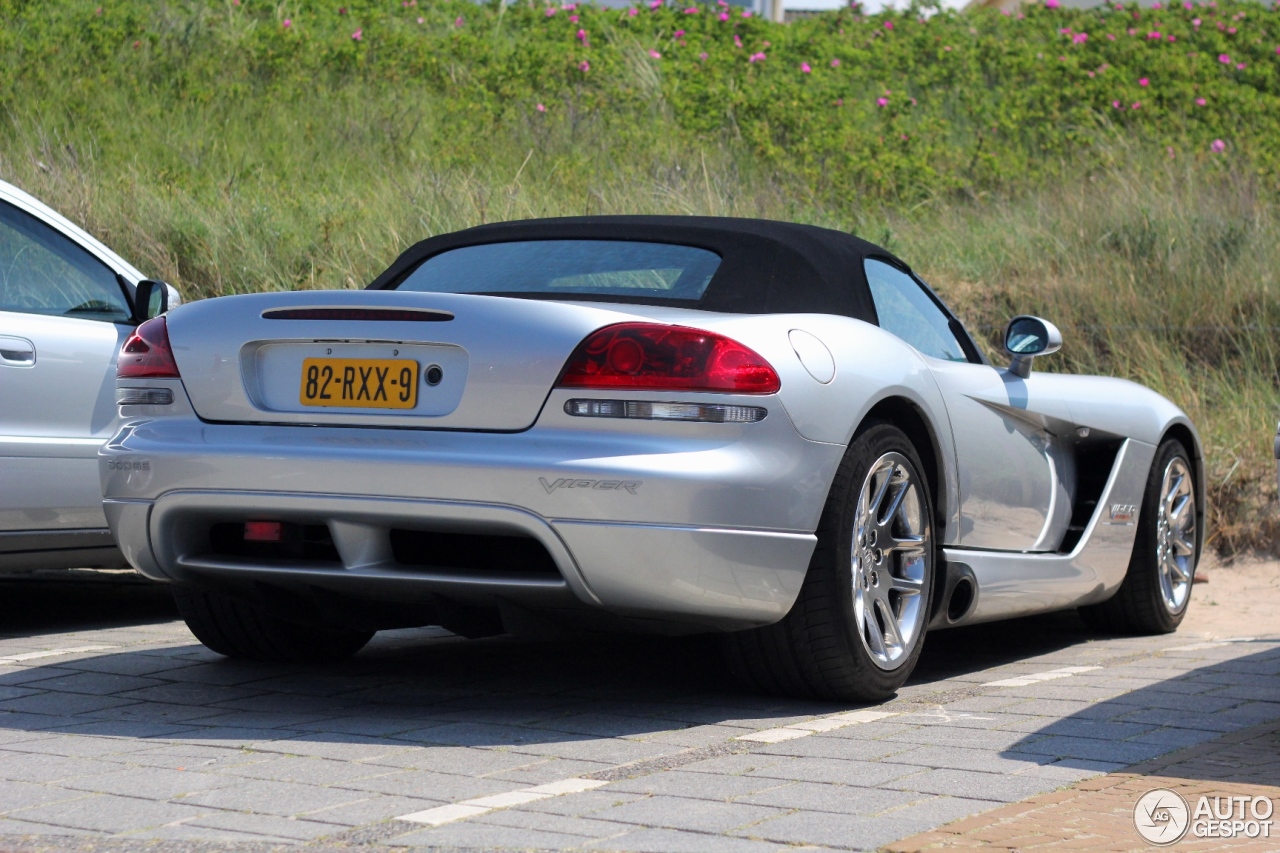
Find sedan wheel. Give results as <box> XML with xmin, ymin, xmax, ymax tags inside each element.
<box><xmin>722</xmin><ymin>421</ymin><xmax>936</xmax><ymax>702</ymax></box>
<box><xmin>852</xmin><ymin>453</ymin><xmax>929</xmax><ymax>671</ymax></box>
<box><xmin>1155</xmin><ymin>456</ymin><xmax>1196</xmax><ymax>615</ymax></box>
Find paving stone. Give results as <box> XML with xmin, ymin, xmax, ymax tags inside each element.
<box><xmin>605</xmin><ymin>770</ymin><xmax>785</xmax><ymax>800</ymax></box>
<box><xmin>475</xmin><ymin>808</ymin><xmax>634</xmax><ymax>838</ymax></box>
<box><xmin>9</xmin><ymin>794</ymin><xmax>211</xmax><ymax>833</ymax></box>
<box><xmin>0</xmin><ymin>692</ymin><xmax>137</xmax><ymax>717</ymax></box>
<box><xmin>186</xmin><ymin>810</ymin><xmax>345</xmax><ymax>841</ymax></box>
<box><xmin>738</xmin><ymin>809</ymin><xmax>934</xmax><ymax>850</ymax></box>
<box><xmin>516</xmin><ymin>790</ymin><xmax>649</xmax><ymax>817</ymax></box>
<box><xmin>218</xmin><ymin>754</ymin><xmax>396</xmax><ymax>785</ymax></box>
<box><xmin>751</xmin><ymin>734</ymin><xmax>912</xmax><ymax>761</ymax></box>
<box><xmin>1006</xmin><ymin>734</ymin><xmax>1168</xmax><ymax>764</ymax></box>
<box><xmin>882</xmin><ymin>745</ymin><xmax>1050</xmax><ymax>775</ymax></box>
<box><xmin>486</xmin><ymin>756</ymin><xmax>615</xmax><ymax>784</ymax></box>
<box><xmin>589</xmin><ymin>795</ymin><xmax>786</xmax><ymax>833</ymax></box>
<box><xmin>584</xmin><ymin>827</ymin><xmax>790</xmax><ymax>852</ymax></box>
<box><xmin>390</xmin><ymin>821</ymin><xmax>603</xmax><ymax>848</ymax></box>
<box><xmin>179</xmin><ymin>777</ymin><xmax>369</xmax><ymax>816</ymax></box>
<box><xmin>299</xmin><ymin>795</ymin><xmax>449</xmax><ymax>826</ymax></box>
<box><xmin>734</xmin><ymin>781</ymin><xmax>921</xmax><ymax>815</ymax></box>
<box><xmin>339</xmin><ymin>769</ymin><xmax>520</xmax><ymax>801</ymax></box>
<box><xmin>0</xmin><ymin>751</ymin><xmax>119</xmax><ymax>783</ymax></box>
<box><xmin>127</xmin><ymin>823</ymin><xmax>297</xmax><ymax>843</ymax></box>
<box><xmin>17</xmin><ymin>671</ymin><xmax>171</xmax><ymax>696</ymax></box>
<box><xmin>884</xmin><ymin>767</ymin><xmax>1060</xmax><ymax>802</ymax></box>
<box><xmin>60</xmin><ymin>766</ymin><xmax>240</xmax><ymax>799</ymax></box>
<box><xmin>0</xmin><ymin>779</ymin><xmax>92</xmax><ymax>814</ymax></box>
<box><xmin>0</xmin><ymin>818</ymin><xmax>97</xmax><ymax>837</ymax></box>
<box><xmin>879</xmin><ymin>793</ymin><xmax>1004</xmax><ymax>825</ymax></box>
<box><xmin>746</xmin><ymin>756</ymin><xmax>921</xmax><ymax>787</ymax></box>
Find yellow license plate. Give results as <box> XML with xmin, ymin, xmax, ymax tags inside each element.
<box><xmin>300</xmin><ymin>358</ymin><xmax>419</xmax><ymax>409</ymax></box>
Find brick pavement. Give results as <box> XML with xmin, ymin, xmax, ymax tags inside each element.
<box><xmin>0</xmin><ymin>572</ymin><xmax>1277</xmax><ymax>851</ymax></box>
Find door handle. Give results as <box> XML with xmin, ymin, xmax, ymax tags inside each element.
<box><xmin>0</xmin><ymin>336</ymin><xmax>35</xmax><ymax>367</ymax></box>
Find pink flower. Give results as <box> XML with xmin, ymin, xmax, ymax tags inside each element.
<box><xmin>536</xmin><ymin>103</ymin><xmax>546</xmax><ymax>113</ymax></box>
<box><xmin>734</xmin><ymin>33</ymin><xmax>742</xmax><ymax>47</ymax></box>
<box><xmin>1147</xmin><ymin>30</ymin><xmax>1161</xmax><ymax>38</ymax></box>
<box><xmin>1131</xmin><ymin>101</ymin><xmax>1141</xmax><ymax>109</ymax></box>
<box><xmin>563</xmin><ymin>2</ymin><xmax>576</xmax><ymax>8</ymax></box>
<box><xmin>1237</xmin><ymin>62</ymin><xmax>1246</xmax><ymax>69</ymax></box>
<box><xmin>1127</xmin><ymin>28</ymin><xmax>1136</xmax><ymax>35</ymax></box>
<box><xmin>1183</xmin><ymin>1</ymin><xmax>1191</xmax><ymax>7</ymax></box>
<box><xmin>1227</xmin><ymin>25</ymin><xmax>1236</xmax><ymax>33</ymax></box>
<box><xmin>741</xmin><ymin>9</ymin><xmax>752</xmax><ymax>16</ymax></box>
<box><xmin>1218</xmin><ymin>53</ymin><xmax>1231</xmax><ymax>63</ymax></box>
<box><xmin>282</xmin><ymin>18</ymin><xmax>291</xmax><ymax>28</ymax></box>
<box><xmin>455</xmin><ymin>15</ymin><xmax>465</xmax><ymax>27</ymax></box>
<box><xmin>944</xmin><ymin>44</ymin><xmax>952</xmax><ymax>50</ymax></box>
<box><xmin>1107</xmin><ymin>33</ymin><xmax>1116</xmax><ymax>40</ymax></box>
<box><xmin>649</xmin><ymin>48</ymin><xmax>662</xmax><ymax>58</ymax></box>
<box><xmin>1073</xmin><ymin>32</ymin><xmax>1088</xmax><ymax>43</ymax></box>
<box><xmin>1168</xmin><ymin>146</ymin><xmax>1176</xmax><ymax>158</ymax></box>
<box><xmin>577</xmin><ymin>28</ymin><xmax>587</xmax><ymax>40</ymax></box>
<box><xmin>337</xmin><ymin>6</ymin><xmax>346</xmax><ymax>14</ymax></box>
<box><xmin>417</xmin><ymin>16</ymin><xmax>423</xmax><ymax>23</ymax></box>
<box><xmin>884</xmin><ymin>20</ymin><xmax>894</xmax><ymax>29</ymax></box>
<box><xmin>674</xmin><ymin>28</ymin><xmax>685</xmax><ymax>37</ymax></box>
<box><xmin>699</xmin><ymin>51</ymin><xmax>708</xmax><ymax>60</ymax></box>
<box><xmin>876</xmin><ymin>97</ymin><xmax>888</xmax><ymax>106</ymax></box>
<box><xmin>1195</xmin><ymin>97</ymin><xmax>1206</xmax><ymax>105</ymax></box>
<box><xmin>569</xmin><ymin>14</ymin><xmax>579</xmax><ymax>21</ymax></box>
<box><xmin>1139</xmin><ymin>77</ymin><xmax>1149</xmax><ymax>86</ymax></box>
<box><xmin>1211</xmin><ymin>139</ymin><xmax>1226</xmax><ymax>152</ymax></box>
<box><xmin>1192</xmin><ymin>17</ymin><xmax>1201</xmax><ymax>26</ymax></box>
<box><xmin>835</xmin><ymin>98</ymin><xmax>843</xmax><ymax>106</ymax></box>
<box><xmin>800</xmin><ymin>62</ymin><xmax>812</xmax><ymax>72</ymax></box>
<box><xmin>748</xmin><ymin>51</ymin><xmax>766</xmax><ymax>62</ymax></box>
<box><xmin>628</xmin><ymin>7</ymin><xmax>638</xmax><ymax>15</ymax></box>
<box><xmin>1112</xmin><ymin>100</ymin><xmax>1122</xmax><ymax>108</ymax></box>
<box><xmin>351</xmin><ymin>28</ymin><xmax>362</xmax><ymax>41</ymax></box>
<box><xmin>684</xmin><ymin>6</ymin><xmax>699</xmax><ymax>12</ymax></box>
<box><xmin>546</xmin><ymin>6</ymin><xmax>558</xmax><ymax>15</ymax></box>
<box><xmin>578</xmin><ymin>60</ymin><xmax>590</xmax><ymax>71</ymax></box>
<box><xmin>649</xmin><ymin>0</ymin><xmax>662</xmax><ymax>8</ymax></box>
<box><xmin>1046</xmin><ymin>0</ymin><xmax>1060</xmax><ymax>7</ymax></box>
<box><xmin>719</xmin><ymin>11</ymin><xmax>729</xmax><ymax>20</ymax></box>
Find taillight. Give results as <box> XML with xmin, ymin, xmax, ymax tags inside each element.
<box><xmin>557</xmin><ymin>323</ymin><xmax>781</xmax><ymax>393</ymax></box>
<box><xmin>117</xmin><ymin>317</ymin><xmax>180</xmax><ymax>379</ymax></box>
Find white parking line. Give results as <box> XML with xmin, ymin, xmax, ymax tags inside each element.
<box><xmin>0</xmin><ymin>645</ymin><xmax>116</xmax><ymax>665</ymax></box>
<box><xmin>984</xmin><ymin>665</ymin><xmax>1100</xmax><ymax>687</ymax></box>
<box><xmin>397</xmin><ymin>777</ymin><xmax>610</xmax><ymax>826</ymax></box>
<box><xmin>734</xmin><ymin>709</ymin><xmax>897</xmax><ymax>743</ymax></box>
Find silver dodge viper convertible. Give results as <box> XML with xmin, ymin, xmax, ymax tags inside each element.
<box><xmin>100</xmin><ymin>217</ymin><xmax>1204</xmax><ymax>701</ymax></box>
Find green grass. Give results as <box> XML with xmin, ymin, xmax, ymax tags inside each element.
<box><xmin>0</xmin><ymin>0</ymin><xmax>1276</xmax><ymax>553</ymax></box>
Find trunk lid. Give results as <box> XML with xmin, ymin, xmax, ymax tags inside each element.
<box><xmin>165</xmin><ymin>291</ymin><xmax>649</xmax><ymax>430</ymax></box>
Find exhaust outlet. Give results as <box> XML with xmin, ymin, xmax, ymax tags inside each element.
<box><xmin>929</xmin><ymin>560</ymin><xmax>979</xmax><ymax>629</ymax></box>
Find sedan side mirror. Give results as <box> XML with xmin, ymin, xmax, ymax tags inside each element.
<box><xmin>132</xmin><ymin>279</ymin><xmax>172</xmax><ymax>324</ymax></box>
<box><xmin>1003</xmin><ymin>315</ymin><xmax>1062</xmax><ymax>379</ymax></box>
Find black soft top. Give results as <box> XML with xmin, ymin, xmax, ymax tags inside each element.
<box><xmin>367</xmin><ymin>215</ymin><xmax>908</xmax><ymax>322</ymax></box>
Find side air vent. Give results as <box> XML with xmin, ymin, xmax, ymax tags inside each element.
<box><xmin>261</xmin><ymin>307</ymin><xmax>454</xmax><ymax>322</ymax></box>
<box><xmin>1058</xmin><ymin>438</ymin><xmax>1124</xmax><ymax>554</ymax></box>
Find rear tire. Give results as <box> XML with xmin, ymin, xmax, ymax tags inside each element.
<box><xmin>173</xmin><ymin>586</ymin><xmax>374</xmax><ymax>663</ymax></box>
<box><xmin>1079</xmin><ymin>439</ymin><xmax>1198</xmax><ymax>635</ymax></box>
<box><xmin>723</xmin><ymin>422</ymin><xmax>936</xmax><ymax>703</ymax></box>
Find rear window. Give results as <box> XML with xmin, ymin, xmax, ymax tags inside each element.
<box><xmin>393</xmin><ymin>240</ymin><xmax>721</xmax><ymax>301</ymax></box>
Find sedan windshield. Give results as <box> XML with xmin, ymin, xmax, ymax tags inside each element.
<box><xmin>393</xmin><ymin>240</ymin><xmax>721</xmax><ymax>301</ymax></box>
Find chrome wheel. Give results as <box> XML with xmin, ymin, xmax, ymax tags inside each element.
<box><xmin>1156</xmin><ymin>457</ymin><xmax>1196</xmax><ymax>614</ymax></box>
<box><xmin>852</xmin><ymin>452</ymin><xmax>930</xmax><ymax>671</ymax></box>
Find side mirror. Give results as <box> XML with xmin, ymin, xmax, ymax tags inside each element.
<box><xmin>1003</xmin><ymin>315</ymin><xmax>1062</xmax><ymax>379</ymax></box>
<box><xmin>132</xmin><ymin>279</ymin><xmax>171</xmax><ymax>324</ymax></box>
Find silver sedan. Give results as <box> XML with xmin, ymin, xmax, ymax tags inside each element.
<box><xmin>0</xmin><ymin>179</ymin><xmax>175</xmax><ymax>572</ymax></box>
<box><xmin>100</xmin><ymin>217</ymin><xmax>1204</xmax><ymax>701</ymax></box>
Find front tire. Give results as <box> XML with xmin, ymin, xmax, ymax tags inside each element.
<box><xmin>174</xmin><ymin>586</ymin><xmax>374</xmax><ymax>663</ymax></box>
<box><xmin>723</xmin><ymin>422</ymin><xmax>936</xmax><ymax>703</ymax></box>
<box><xmin>1079</xmin><ymin>439</ymin><xmax>1198</xmax><ymax>634</ymax></box>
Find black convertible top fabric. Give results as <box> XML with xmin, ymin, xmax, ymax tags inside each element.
<box><xmin>367</xmin><ymin>216</ymin><xmax>907</xmax><ymax>321</ymax></box>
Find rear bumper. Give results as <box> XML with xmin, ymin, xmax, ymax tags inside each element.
<box><xmin>100</xmin><ymin>416</ymin><xmax>837</xmax><ymax>630</ymax></box>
